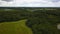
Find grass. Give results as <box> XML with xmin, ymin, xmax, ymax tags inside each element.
<box><xmin>0</xmin><ymin>19</ymin><xmax>33</xmax><ymax>34</ymax></box>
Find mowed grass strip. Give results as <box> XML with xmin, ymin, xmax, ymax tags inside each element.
<box><xmin>0</xmin><ymin>19</ymin><xmax>33</xmax><ymax>34</ymax></box>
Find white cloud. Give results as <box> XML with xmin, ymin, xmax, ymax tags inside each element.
<box><xmin>0</xmin><ymin>0</ymin><xmax>60</xmax><ymax>7</ymax></box>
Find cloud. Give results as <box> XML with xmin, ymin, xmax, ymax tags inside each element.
<box><xmin>19</xmin><ymin>0</ymin><xmax>60</xmax><ymax>7</ymax></box>
<box><xmin>0</xmin><ymin>0</ymin><xmax>60</xmax><ymax>7</ymax></box>
<box><xmin>46</xmin><ymin>0</ymin><xmax>60</xmax><ymax>2</ymax></box>
<box><xmin>1</xmin><ymin>0</ymin><xmax>13</xmax><ymax>2</ymax></box>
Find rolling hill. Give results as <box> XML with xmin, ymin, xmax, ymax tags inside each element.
<box><xmin>0</xmin><ymin>19</ymin><xmax>33</xmax><ymax>34</ymax></box>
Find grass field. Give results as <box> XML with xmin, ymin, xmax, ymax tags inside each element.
<box><xmin>0</xmin><ymin>19</ymin><xmax>33</xmax><ymax>34</ymax></box>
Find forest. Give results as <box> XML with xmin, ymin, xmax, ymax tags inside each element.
<box><xmin>0</xmin><ymin>7</ymin><xmax>60</xmax><ymax>34</ymax></box>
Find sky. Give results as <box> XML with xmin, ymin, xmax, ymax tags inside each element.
<box><xmin>0</xmin><ymin>0</ymin><xmax>60</xmax><ymax>7</ymax></box>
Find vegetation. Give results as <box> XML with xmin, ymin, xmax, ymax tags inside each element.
<box><xmin>0</xmin><ymin>7</ymin><xmax>60</xmax><ymax>34</ymax></box>
<box><xmin>0</xmin><ymin>19</ymin><xmax>33</xmax><ymax>34</ymax></box>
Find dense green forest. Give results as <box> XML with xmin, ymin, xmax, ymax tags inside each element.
<box><xmin>0</xmin><ymin>7</ymin><xmax>60</xmax><ymax>34</ymax></box>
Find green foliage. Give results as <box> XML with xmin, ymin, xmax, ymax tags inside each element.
<box><xmin>26</xmin><ymin>9</ymin><xmax>60</xmax><ymax>34</ymax></box>
<box><xmin>0</xmin><ymin>9</ymin><xmax>29</xmax><ymax>22</ymax></box>
<box><xmin>0</xmin><ymin>8</ymin><xmax>60</xmax><ymax>34</ymax></box>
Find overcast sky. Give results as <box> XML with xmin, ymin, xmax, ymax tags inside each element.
<box><xmin>0</xmin><ymin>0</ymin><xmax>60</xmax><ymax>7</ymax></box>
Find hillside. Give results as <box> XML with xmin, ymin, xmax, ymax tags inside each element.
<box><xmin>0</xmin><ymin>19</ymin><xmax>33</xmax><ymax>34</ymax></box>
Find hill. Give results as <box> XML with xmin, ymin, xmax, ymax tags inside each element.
<box><xmin>0</xmin><ymin>19</ymin><xmax>33</xmax><ymax>34</ymax></box>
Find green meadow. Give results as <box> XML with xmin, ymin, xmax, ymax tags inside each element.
<box><xmin>0</xmin><ymin>19</ymin><xmax>33</xmax><ymax>34</ymax></box>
